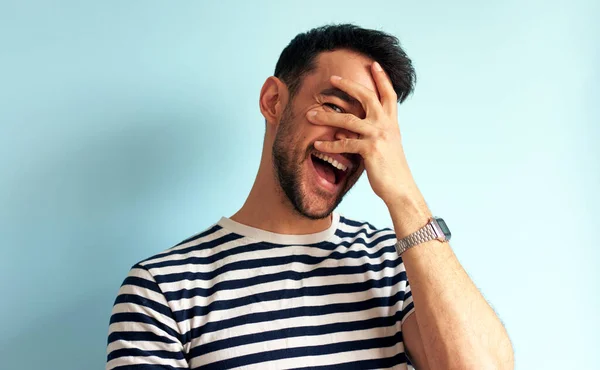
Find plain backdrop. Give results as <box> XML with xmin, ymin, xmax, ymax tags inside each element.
<box><xmin>1</xmin><ymin>1</ymin><xmax>598</xmax><ymax>369</ymax></box>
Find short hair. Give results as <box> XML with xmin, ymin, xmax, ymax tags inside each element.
<box><xmin>274</xmin><ymin>23</ymin><xmax>416</xmax><ymax>103</ymax></box>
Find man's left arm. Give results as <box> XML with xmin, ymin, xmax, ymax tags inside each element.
<box><xmin>307</xmin><ymin>62</ymin><xmax>514</xmax><ymax>370</ymax></box>
<box><xmin>387</xmin><ymin>190</ymin><xmax>514</xmax><ymax>370</ymax></box>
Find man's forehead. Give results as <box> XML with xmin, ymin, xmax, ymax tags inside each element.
<box><xmin>307</xmin><ymin>50</ymin><xmax>377</xmax><ymax>93</ymax></box>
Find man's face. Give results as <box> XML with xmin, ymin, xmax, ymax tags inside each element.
<box><xmin>272</xmin><ymin>49</ymin><xmax>379</xmax><ymax>220</ymax></box>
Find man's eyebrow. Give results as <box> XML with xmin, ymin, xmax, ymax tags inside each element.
<box><xmin>319</xmin><ymin>87</ymin><xmax>359</xmax><ymax>105</ymax></box>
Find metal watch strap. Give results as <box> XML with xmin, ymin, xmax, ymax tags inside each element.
<box><xmin>394</xmin><ymin>221</ymin><xmax>437</xmax><ymax>256</ymax></box>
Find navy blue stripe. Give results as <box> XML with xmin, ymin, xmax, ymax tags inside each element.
<box><xmin>339</xmin><ymin>216</ymin><xmax>382</xmax><ymax>232</ymax></box>
<box><xmin>339</xmin><ymin>215</ymin><xmax>364</xmax><ymax>227</ymax></box>
<box><xmin>153</xmin><ymin>237</ymin><xmax>397</xmax><ymax>284</ymax></box>
<box><xmin>111</xmin><ymin>365</ymin><xmax>187</xmax><ymax>370</ymax></box>
<box><xmin>115</xmin><ymin>294</ymin><xmax>174</xmax><ymax>318</ymax></box>
<box><xmin>121</xmin><ymin>276</ymin><xmax>163</xmax><ymax>294</ymax></box>
<box><xmin>175</xmin><ymin>224</ymin><xmax>222</xmax><ymax>247</ymax></box>
<box><xmin>189</xmin><ymin>307</ymin><xmax>406</xmax><ymax>359</ymax></box>
<box><xmin>108</xmin><ymin>331</ymin><xmax>176</xmax><ymax>345</ymax></box>
<box><xmin>142</xmin><ymin>232</ymin><xmax>244</xmax><ymax>264</ymax></box>
<box><xmin>164</xmin><ymin>257</ymin><xmax>403</xmax><ymax>302</ymax></box>
<box><xmin>108</xmin><ymin>347</ymin><xmax>185</xmax><ymax>362</ymax></box>
<box><xmin>196</xmin><ymin>330</ymin><xmax>404</xmax><ymax>370</ymax></box>
<box><xmin>182</xmin><ymin>288</ymin><xmax>409</xmax><ymax>342</ymax></box>
<box><xmin>335</xmin><ymin>226</ymin><xmax>392</xmax><ymax>240</ymax></box>
<box><xmin>146</xmin><ymin>232</ymin><xmax>395</xmax><ymax>271</ymax></box>
<box><xmin>110</xmin><ymin>312</ymin><xmax>182</xmax><ymax>343</ymax></box>
<box><xmin>289</xmin><ymin>352</ymin><xmax>408</xmax><ymax>370</ymax></box>
<box><xmin>402</xmin><ymin>301</ymin><xmax>415</xmax><ymax>317</ymax></box>
<box><xmin>173</xmin><ymin>271</ymin><xmax>407</xmax><ymax>322</ymax></box>
<box><xmin>145</xmin><ymin>241</ymin><xmax>284</xmax><ymax>270</ymax></box>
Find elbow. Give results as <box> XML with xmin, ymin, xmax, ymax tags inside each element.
<box><xmin>498</xmin><ymin>341</ymin><xmax>515</xmax><ymax>370</ymax></box>
<box><xmin>495</xmin><ymin>333</ymin><xmax>515</xmax><ymax>370</ymax></box>
<box><xmin>476</xmin><ymin>341</ymin><xmax>515</xmax><ymax>370</ymax></box>
<box><xmin>450</xmin><ymin>341</ymin><xmax>515</xmax><ymax>370</ymax></box>
<box><xmin>455</xmin><ymin>356</ymin><xmax>513</xmax><ymax>370</ymax></box>
<box><xmin>476</xmin><ymin>329</ymin><xmax>515</xmax><ymax>370</ymax></box>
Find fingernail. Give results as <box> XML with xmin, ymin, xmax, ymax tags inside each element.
<box><xmin>314</xmin><ymin>140</ymin><xmax>323</xmax><ymax>146</ymax></box>
<box><xmin>307</xmin><ymin>110</ymin><xmax>317</xmax><ymax>117</ymax></box>
<box><xmin>373</xmin><ymin>62</ymin><xmax>383</xmax><ymax>71</ymax></box>
<box><xmin>331</xmin><ymin>75</ymin><xmax>342</xmax><ymax>80</ymax></box>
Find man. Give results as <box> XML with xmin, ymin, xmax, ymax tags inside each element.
<box><xmin>107</xmin><ymin>24</ymin><xmax>514</xmax><ymax>369</ymax></box>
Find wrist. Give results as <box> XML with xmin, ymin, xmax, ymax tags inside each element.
<box><xmin>386</xmin><ymin>191</ymin><xmax>432</xmax><ymax>239</ymax></box>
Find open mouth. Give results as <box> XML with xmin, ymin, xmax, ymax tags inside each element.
<box><xmin>310</xmin><ymin>152</ymin><xmax>350</xmax><ymax>187</ymax></box>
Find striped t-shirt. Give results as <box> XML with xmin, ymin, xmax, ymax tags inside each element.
<box><xmin>107</xmin><ymin>212</ymin><xmax>415</xmax><ymax>369</ymax></box>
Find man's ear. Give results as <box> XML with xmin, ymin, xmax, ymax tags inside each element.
<box><xmin>259</xmin><ymin>76</ymin><xmax>288</xmax><ymax>127</ymax></box>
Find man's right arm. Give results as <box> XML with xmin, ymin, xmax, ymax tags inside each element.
<box><xmin>107</xmin><ymin>263</ymin><xmax>189</xmax><ymax>370</ymax></box>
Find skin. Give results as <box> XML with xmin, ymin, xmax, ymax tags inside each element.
<box><xmin>271</xmin><ymin>94</ymin><xmax>363</xmax><ymax>220</ymax></box>
<box><xmin>231</xmin><ymin>50</ymin><xmax>369</xmax><ymax>233</ymax></box>
<box><xmin>232</xmin><ymin>49</ymin><xmax>514</xmax><ymax>369</ymax></box>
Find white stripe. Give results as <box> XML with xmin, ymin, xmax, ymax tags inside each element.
<box><xmin>107</xmin><ymin>355</ymin><xmax>187</xmax><ymax>370</ymax></box>
<box><xmin>127</xmin><ymin>266</ymin><xmax>155</xmax><ymax>280</ymax></box>
<box><xmin>118</xmin><ymin>283</ymin><xmax>166</xmax><ymax>305</ymax></box>
<box><xmin>107</xmin><ymin>339</ymin><xmax>182</xmax><ymax>358</ymax></box>
<box><xmin>111</xmin><ymin>302</ymin><xmax>181</xmax><ymax>337</ymax></box>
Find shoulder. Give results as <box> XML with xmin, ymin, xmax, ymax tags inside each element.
<box><xmin>116</xmin><ymin>220</ymin><xmax>241</xmax><ymax>304</ymax></box>
<box><xmin>336</xmin><ymin>214</ymin><xmax>397</xmax><ymax>246</ymax></box>
<box><xmin>135</xmin><ymin>221</ymin><xmax>240</xmax><ymax>269</ymax></box>
<box><xmin>338</xmin><ymin>214</ymin><xmax>381</xmax><ymax>230</ymax></box>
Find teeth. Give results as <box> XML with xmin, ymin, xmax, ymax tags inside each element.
<box><xmin>314</xmin><ymin>152</ymin><xmax>348</xmax><ymax>171</ymax></box>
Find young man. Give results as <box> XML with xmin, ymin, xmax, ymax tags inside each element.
<box><xmin>107</xmin><ymin>24</ymin><xmax>514</xmax><ymax>370</ymax></box>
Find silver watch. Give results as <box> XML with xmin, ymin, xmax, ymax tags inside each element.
<box><xmin>394</xmin><ymin>217</ymin><xmax>451</xmax><ymax>256</ymax></box>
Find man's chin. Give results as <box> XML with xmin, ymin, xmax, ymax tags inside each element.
<box><xmin>295</xmin><ymin>192</ymin><xmax>342</xmax><ymax>220</ymax></box>
<box><xmin>297</xmin><ymin>207</ymin><xmax>335</xmax><ymax>220</ymax></box>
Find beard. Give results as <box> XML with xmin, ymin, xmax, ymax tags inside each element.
<box><xmin>271</xmin><ymin>103</ymin><xmax>361</xmax><ymax>220</ymax></box>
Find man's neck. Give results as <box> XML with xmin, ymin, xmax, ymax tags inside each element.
<box><xmin>230</xmin><ymin>176</ymin><xmax>332</xmax><ymax>236</ymax></box>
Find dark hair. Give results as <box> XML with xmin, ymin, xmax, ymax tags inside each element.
<box><xmin>274</xmin><ymin>23</ymin><xmax>416</xmax><ymax>103</ymax></box>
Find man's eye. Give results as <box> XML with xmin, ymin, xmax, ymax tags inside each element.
<box><xmin>324</xmin><ymin>103</ymin><xmax>344</xmax><ymax>113</ymax></box>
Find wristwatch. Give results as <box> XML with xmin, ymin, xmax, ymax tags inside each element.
<box><xmin>394</xmin><ymin>217</ymin><xmax>451</xmax><ymax>256</ymax></box>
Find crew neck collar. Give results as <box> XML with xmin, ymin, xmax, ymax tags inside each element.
<box><xmin>217</xmin><ymin>212</ymin><xmax>340</xmax><ymax>245</ymax></box>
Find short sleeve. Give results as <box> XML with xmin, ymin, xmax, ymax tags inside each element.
<box><xmin>106</xmin><ymin>263</ymin><xmax>189</xmax><ymax>370</ymax></box>
<box><xmin>399</xmin><ymin>259</ymin><xmax>415</xmax><ymax>325</ymax></box>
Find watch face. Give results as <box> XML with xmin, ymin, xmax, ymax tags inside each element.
<box><xmin>436</xmin><ymin>218</ymin><xmax>451</xmax><ymax>240</ymax></box>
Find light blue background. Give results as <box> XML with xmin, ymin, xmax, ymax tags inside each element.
<box><xmin>1</xmin><ymin>1</ymin><xmax>598</xmax><ymax>369</ymax></box>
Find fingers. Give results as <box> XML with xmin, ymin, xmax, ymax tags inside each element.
<box><xmin>329</xmin><ymin>76</ymin><xmax>383</xmax><ymax>119</ymax></box>
<box><xmin>371</xmin><ymin>62</ymin><xmax>398</xmax><ymax>115</ymax></box>
<box><xmin>306</xmin><ymin>110</ymin><xmax>372</xmax><ymax>136</ymax></box>
<box><xmin>314</xmin><ymin>138</ymin><xmax>364</xmax><ymax>155</ymax></box>
<box><xmin>329</xmin><ymin>62</ymin><xmax>398</xmax><ymax>119</ymax></box>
